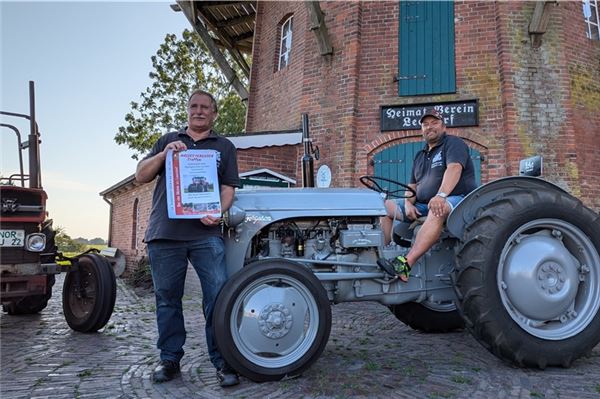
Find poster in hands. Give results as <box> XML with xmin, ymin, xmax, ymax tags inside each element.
<box><xmin>165</xmin><ymin>149</ymin><xmax>221</xmax><ymax>219</ymax></box>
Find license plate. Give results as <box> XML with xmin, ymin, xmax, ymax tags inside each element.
<box><xmin>0</xmin><ymin>230</ymin><xmax>25</xmax><ymax>247</ymax></box>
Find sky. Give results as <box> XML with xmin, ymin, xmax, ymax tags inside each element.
<box><xmin>1</xmin><ymin>1</ymin><xmax>191</xmax><ymax>239</ymax></box>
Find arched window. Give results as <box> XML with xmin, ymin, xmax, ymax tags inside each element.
<box><xmin>278</xmin><ymin>15</ymin><xmax>293</xmax><ymax>70</ymax></box>
<box><xmin>131</xmin><ymin>198</ymin><xmax>139</xmax><ymax>250</ymax></box>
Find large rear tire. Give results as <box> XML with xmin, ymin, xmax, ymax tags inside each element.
<box><xmin>214</xmin><ymin>259</ymin><xmax>332</xmax><ymax>382</ymax></box>
<box><xmin>62</xmin><ymin>254</ymin><xmax>116</xmax><ymax>332</ymax></box>
<box><xmin>389</xmin><ymin>300</ymin><xmax>464</xmax><ymax>333</ymax></box>
<box><xmin>454</xmin><ymin>188</ymin><xmax>600</xmax><ymax>368</ymax></box>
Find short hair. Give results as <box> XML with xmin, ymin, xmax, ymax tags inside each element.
<box><xmin>188</xmin><ymin>89</ymin><xmax>218</xmax><ymax>113</ymax></box>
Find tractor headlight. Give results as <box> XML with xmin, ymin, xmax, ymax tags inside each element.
<box><xmin>26</xmin><ymin>233</ymin><xmax>46</xmax><ymax>252</ymax></box>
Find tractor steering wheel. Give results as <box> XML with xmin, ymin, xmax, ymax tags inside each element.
<box><xmin>359</xmin><ymin>175</ymin><xmax>416</xmax><ymax>199</ymax></box>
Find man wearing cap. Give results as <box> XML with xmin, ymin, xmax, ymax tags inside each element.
<box><xmin>378</xmin><ymin>108</ymin><xmax>477</xmax><ymax>282</ymax></box>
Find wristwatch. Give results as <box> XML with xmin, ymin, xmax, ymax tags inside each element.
<box><xmin>436</xmin><ymin>192</ymin><xmax>448</xmax><ymax>198</ymax></box>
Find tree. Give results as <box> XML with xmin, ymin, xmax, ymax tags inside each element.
<box><xmin>89</xmin><ymin>237</ymin><xmax>106</xmax><ymax>245</ymax></box>
<box><xmin>74</xmin><ymin>237</ymin><xmax>89</xmax><ymax>245</ymax></box>
<box><xmin>55</xmin><ymin>227</ymin><xmax>86</xmax><ymax>253</ymax></box>
<box><xmin>115</xmin><ymin>29</ymin><xmax>248</xmax><ymax>159</ymax></box>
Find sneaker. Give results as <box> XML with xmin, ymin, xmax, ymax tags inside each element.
<box><xmin>377</xmin><ymin>255</ymin><xmax>411</xmax><ymax>282</ymax></box>
<box><xmin>216</xmin><ymin>366</ymin><xmax>240</xmax><ymax>387</ymax></box>
<box><xmin>151</xmin><ymin>360</ymin><xmax>180</xmax><ymax>383</ymax></box>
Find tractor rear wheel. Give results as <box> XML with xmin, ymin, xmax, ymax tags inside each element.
<box><xmin>454</xmin><ymin>188</ymin><xmax>600</xmax><ymax>368</ymax></box>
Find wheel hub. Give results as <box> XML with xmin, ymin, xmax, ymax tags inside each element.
<box><xmin>537</xmin><ymin>261</ymin><xmax>566</xmax><ymax>294</ymax></box>
<box><xmin>501</xmin><ymin>233</ymin><xmax>579</xmax><ymax>321</ymax></box>
<box><xmin>258</xmin><ymin>303</ymin><xmax>293</xmax><ymax>339</ymax></box>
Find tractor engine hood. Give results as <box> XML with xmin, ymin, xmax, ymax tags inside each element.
<box><xmin>226</xmin><ymin>188</ymin><xmax>386</xmax><ymax>226</ymax></box>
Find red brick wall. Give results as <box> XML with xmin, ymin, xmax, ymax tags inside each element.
<box><xmin>561</xmin><ymin>3</ymin><xmax>600</xmax><ymax>210</ymax></box>
<box><xmin>493</xmin><ymin>1</ymin><xmax>600</xmax><ymax>209</ymax></box>
<box><xmin>246</xmin><ymin>1</ymin><xmax>308</xmax><ymax>132</ymax></box>
<box><xmin>106</xmin><ymin>181</ymin><xmax>155</xmax><ymax>274</ymax></box>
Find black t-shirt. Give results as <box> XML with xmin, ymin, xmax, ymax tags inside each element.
<box><xmin>143</xmin><ymin>128</ymin><xmax>240</xmax><ymax>242</ymax></box>
<box><xmin>410</xmin><ymin>133</ymin><xmax>476</xmax><ymax>203</ymax></box>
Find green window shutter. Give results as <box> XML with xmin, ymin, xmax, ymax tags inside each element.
<box><xmin>398</xmin><ymin>1</ymin><xmax>456</xmax><ymax>96</ymax></box>
<box><xmin>373</xmin><ymin>143</ymin><xmax>481</xmax><ymax>193</ymax></box>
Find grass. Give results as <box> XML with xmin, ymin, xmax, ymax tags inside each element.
<box><xmin>33</xmin><ymin>377</ymin><xmax>48</xmax><ymax>387</ymax></box>
<box><xmin>428</xmin><ymin>392</ymin><xmax>455</xmax><ymax>399</ymax></box>
<box><xmin>595</xmin><ymin>384</ymin><xmax>600</xmax><ymax>394</ymax></box>
<box><xmin>77</xmin><ymin>369</ymin><xmax>93</xmax><ymax>378</ymax></box>
<box><xmin>451</xmin><ymin>375</ymin><xmax>472</xmax><ymax>384</ymax></box>
<box><xmin>365</xmin><ymin>361</ymin><xmax>380</xmax><ymax>371</ymax></box>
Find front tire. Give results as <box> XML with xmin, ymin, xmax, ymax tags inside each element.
<box><xmin>454</xmin><ymin>188</ymin><xmax>600</xmax><ymax>368</ymax></box>
<box><xmin>214</xmin><ymin>259</ymin><xmax>332</xmax><ymax>382</ymax></box>
<box><xmin>62</xmin><ymin>254</ymin><xmax>116</xmax><ymax>332</ymax></box>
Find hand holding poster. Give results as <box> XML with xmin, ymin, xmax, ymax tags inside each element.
<box><xmin>165</xmin><ymin>149</ymin><xmax>221</xmax><ymax>219</ymax></box>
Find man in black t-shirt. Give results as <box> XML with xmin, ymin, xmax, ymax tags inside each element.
<box><xmin>135</xmin><ymin>89</ymin><xmax>241</xmax><ymax>387</ymax></box>
<box><xmin>378</xmin><ymin>108</ymin><xmax>476</xmax><ymax>282</ymax></box>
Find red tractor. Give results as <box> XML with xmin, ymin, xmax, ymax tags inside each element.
<box><xmin>1</xmin><ymin>81</ymin><xmax>117</xmax><ymax>332</ymax></box>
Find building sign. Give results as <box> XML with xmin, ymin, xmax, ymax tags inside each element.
<box><xmin>381</xmin><ymin>99</ymin><xmax>479</xmax><ymax>131</ymax></box>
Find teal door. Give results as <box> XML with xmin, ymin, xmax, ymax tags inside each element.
<box><xmin>372</xmin><ymin>142</ymin><xmax>481</xmax><ymax>193</ymax></box>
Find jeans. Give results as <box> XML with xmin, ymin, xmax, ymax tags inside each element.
<box><xmin>147</xmin><ymin>236</ymin><xmax>228</xmax><ymax>369</ymax></box>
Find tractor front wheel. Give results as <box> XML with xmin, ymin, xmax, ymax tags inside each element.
<box><xmin>62</xmin><ymin>254</ymin><xmax>116</xmax><ymax>332</ymax></box>
<box><xmin>214</xmin><ymin>259</ymin><xmax>332</xmax><ymax>382</ymax></box>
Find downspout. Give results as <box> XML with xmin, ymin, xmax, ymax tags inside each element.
<box><xmin>102</xmin><ymin>196</ymin><xmax>113</xmax><ymax>247</ymax></box>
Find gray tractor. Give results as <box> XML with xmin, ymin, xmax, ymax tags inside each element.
<box><xmin>214</xmin><ymin>166</ymin><xmax>600</xmax><ymax>382</ymax></box>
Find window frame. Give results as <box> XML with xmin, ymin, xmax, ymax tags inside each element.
<box><xmin>583</xmin><ymin>0</ymin><xmax>600</xmax><ymax>39</ymax></box>
<box><xmin>278</xmin><ymin>15</ymin><xmax>294</xmax><ymax>71</ymax></box>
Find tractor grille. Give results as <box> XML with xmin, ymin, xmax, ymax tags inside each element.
<box><xmin>0</xmin><ymin>222</ymin><xmax>41</xmax><ymax>264</ymax></box>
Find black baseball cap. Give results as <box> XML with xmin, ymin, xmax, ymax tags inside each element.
<box><xmin>419</xmin><ymin>108</ymin><xmax>444</xmax><ymax>123</ymax></box>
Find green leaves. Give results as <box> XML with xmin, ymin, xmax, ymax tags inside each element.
<box><xmin>116</xmin><ymin>29</ymin><xmax>247</xmax><ymax>160</ymax></box>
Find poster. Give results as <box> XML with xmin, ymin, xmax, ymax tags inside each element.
<box><xmin>165</xmin><ymin>149</ymin><xmax>221</xmax><ymax>219</ymax></box>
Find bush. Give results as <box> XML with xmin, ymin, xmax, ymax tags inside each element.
<box><xmin>126</xmin><ymin>256</ymin><xmax>153</xmax><ymax>291</ymax></box>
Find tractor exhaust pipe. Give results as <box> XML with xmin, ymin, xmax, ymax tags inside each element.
<box><xmin>28</xmin><ymin>81</ymin><xmax>41</xmax><ymax>189</ymax></box>
<box><xmin>301</xmin><ymin>113</ymin><xmax>315</xmax><ymax>188</ymax></box>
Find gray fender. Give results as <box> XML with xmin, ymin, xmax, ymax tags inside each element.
<box><xmin>446</xmin><ymin>176</ymin><xmax>570</xmax><ymax>238</ymax></box>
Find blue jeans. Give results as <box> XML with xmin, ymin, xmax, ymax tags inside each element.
<box><xmin>147</xmin><ymin>237</ymin><xmax>228</xmax><ymax>369</ymax></box>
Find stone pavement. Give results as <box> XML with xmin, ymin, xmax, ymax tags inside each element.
<box><xmin>1</xmin><ymin>269</ymin><xmax>599</xmax><ymax>399</ymax></box>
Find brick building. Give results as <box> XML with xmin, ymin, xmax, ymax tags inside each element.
<box><xmin>101</xmin><ymin>1</ymin><xmax>600</xmax><ymax>273</ymax></box>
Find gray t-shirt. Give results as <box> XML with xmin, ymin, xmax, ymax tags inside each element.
<box><xmin>143</xmin><ymin>128</ymin><xmax>240</xmax><ymax>242</ymax></box>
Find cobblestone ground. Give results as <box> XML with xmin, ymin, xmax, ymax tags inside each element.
<box><xmin>2</xmin><ymin>270</ymin><xmax>599</xmax><ymax>399</ymax></box>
